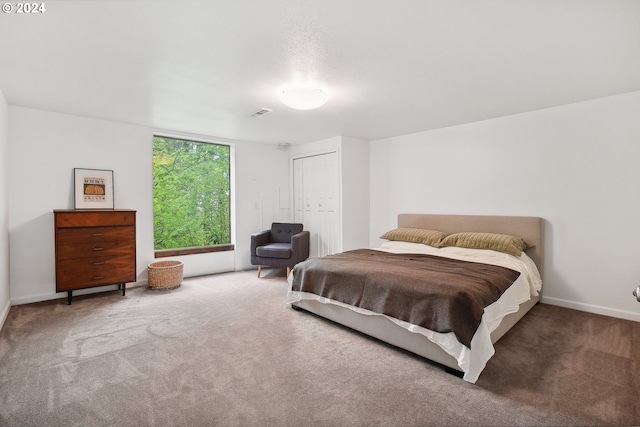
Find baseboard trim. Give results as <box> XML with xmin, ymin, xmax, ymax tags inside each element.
<box><xmin>0</xmin><ymin>298</ymin><xmax>10</xmax><ymax>332</ymax></box>
<box><xmin>9</xmin><ymin>282</ymin><xmax>638</xmax><ymax>322</ymax></box>
<box><xmin>541</xmin><ymin>296</ymin><xmax>640</xmax><ymax>322</ymax></box>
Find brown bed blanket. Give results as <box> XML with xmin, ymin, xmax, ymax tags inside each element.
<box><xmin>290</xmin><ymin>249</ymin><xmax>521</xmax><ymax>348</ymax></box>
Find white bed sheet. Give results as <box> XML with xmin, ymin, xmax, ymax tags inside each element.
<box><xmin>286</xmin><ymin>242</ymin><xmax>543</xmax><ymax>383</ymax></box>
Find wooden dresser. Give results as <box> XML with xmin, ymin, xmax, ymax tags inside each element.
<box><xmin>54</xmin><ymin>209</ymin><xmax>136</xmax><ymax>304</ymax></box>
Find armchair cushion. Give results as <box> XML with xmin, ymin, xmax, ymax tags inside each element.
<box><xmin>256</xmin><ymin>243</ymin><xmax>292</xmax><ymax>259</ymax></box>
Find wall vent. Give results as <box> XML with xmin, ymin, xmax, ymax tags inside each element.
<box><xmin>250</xmin><ymin>108</ymin><xmax>272</xmax><ymax>117</ymax></box>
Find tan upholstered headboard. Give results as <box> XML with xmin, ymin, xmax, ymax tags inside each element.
<box><xmin>397</xmin><ymin>214</ymin><xmax>544</xmax><ymax>275</ymax></box>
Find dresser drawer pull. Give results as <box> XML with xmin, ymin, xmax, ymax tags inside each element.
<box><xmin>93</xmin><ymin>247</ymin><xmax>104</xmax><ymax>251</ymax></box>
<box><xmin>92</xmin><ymin>233</ymin><xmax>104</xmax><ymax>236</ymax></box>
<box><xmin>93</xmin><ymin>261</ymin><xmax>105</xmax><ymax>265</ymax></box>
<box><xmin>92</xmin><ymin>276</ymin><xmax>105</xmax><ymax>280</ymax></box>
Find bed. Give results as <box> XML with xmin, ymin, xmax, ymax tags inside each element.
<box><xmin>286</xmin><ymin>213</ymin><xmax>544</xmax><ymax>383</ymax></box>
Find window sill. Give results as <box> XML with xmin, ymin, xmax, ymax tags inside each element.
<box><xmin>154</xmin><ymin>244</ymin><xmax>234</xmax><ymax>258</ymax></box>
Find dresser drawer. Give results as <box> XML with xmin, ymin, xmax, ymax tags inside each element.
<box><xmin>56</xmin><ymin>255</ymin><xmax>136</xmax><ymax>291</ymax></box>
<box><xmin>56</xmin><ymin>226</ymin><xmax>134</xmax><ymax>244</ymax></box>
<box><xmin>55</xmin><ymin>210</ymin><xmax>135</xmax><ymax>227</ymax></box>
<box><xmin>57</xmin><ymin>225</ymin><xmax>133</xmax><ymax>243</ymax></box>
<box><xmin>56</xmin><ymin>239</ymin><xmax>135</xmax><ymax>260</ymax></box>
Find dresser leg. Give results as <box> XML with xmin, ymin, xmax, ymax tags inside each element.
<box><xmin>121</xmin><ymin>283</ymin><xmax>126</xmax><ymax>296</ymax></box>
<box><xmin>67</xmin><ymin>291</ymin><xmax>72</xmax><ymax>305</ymax></box>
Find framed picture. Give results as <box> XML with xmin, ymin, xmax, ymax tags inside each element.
<box><xmin>74</xmin><ymin>168</ymin><xmax>114</xmax><ymax>209</ymax></box>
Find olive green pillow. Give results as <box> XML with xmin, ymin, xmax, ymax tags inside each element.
<box><xmin>440</xmin><ymin>232</ymin><xmax>530</xmax><ymax>257</ymax></box>
<box><xmin>380</xmin><ymin>227</ymin><xmax>448</xmax><ymax>247</ymax></box>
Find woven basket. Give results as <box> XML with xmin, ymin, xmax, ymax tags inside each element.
<box><xmin>148</xmin><ymin>260</ymin><xmax>183</xmax><ymax>290</ymax></box>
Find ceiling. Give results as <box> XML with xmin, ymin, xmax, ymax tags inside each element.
<box><xmin>1</xmin><ymin>0</ymin><xmax>639</xmax><ymax>145</ymax></box>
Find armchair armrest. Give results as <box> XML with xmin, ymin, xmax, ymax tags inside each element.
<box><xmin>250</xmin><ymin>230</ymin><xmax>271</xmax><ymax>255</ymax></box>
<box><xmin>290</xmin><ymin>231</ymin><xmax>310</xmax><ymax>264</ymax></box>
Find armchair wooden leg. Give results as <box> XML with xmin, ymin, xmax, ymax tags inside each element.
<box><xmin>286</xmin><ymin>267</ymin><xmax>291</xmax><ymax>278</ymax></box>
<box><xmin>257</xmin><ymin>265</ymin><xmax>262</xmax><ymax>278</ymax></box>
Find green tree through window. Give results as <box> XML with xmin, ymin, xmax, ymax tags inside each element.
<box><xmin>153</xmin><ymin>135</ymin><xmax>231</xmax><ymax>254</ymax></box>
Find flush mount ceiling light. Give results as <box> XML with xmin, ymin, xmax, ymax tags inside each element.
<box><xmin>279</xmin><ymin>87</ymin><xmax>329</xmax><ymax>110</ymax></box>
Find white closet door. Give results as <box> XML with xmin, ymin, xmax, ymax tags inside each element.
<box><xmin>293</xmin><ymin>152</ymin><xmax>340</xmax><ymax>258</ymax></box>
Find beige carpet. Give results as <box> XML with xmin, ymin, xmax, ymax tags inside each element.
<box><xmin>0</xmin><ymin>270</ymin><xmax>638</xmax><ymax>427</ymax></box>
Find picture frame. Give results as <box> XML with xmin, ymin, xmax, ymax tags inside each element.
<box><xmin>74</xmin><ymin>168</ymin><xmax>114</xmax><ymax>209</ymax></box>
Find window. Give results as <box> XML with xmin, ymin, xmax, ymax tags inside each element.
<box><xmin>152</xmin><ymin>135</ymin><xmax>233</xmax><ymax>257</ymax></box>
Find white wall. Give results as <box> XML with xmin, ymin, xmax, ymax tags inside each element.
<box><xmin>8</xmin><ymin>106</ymin><xmax>289</xmax><ymax>304</ymax></box>
<box><xmin>340</xmin><ymin>136</ymin><xmax>370</xmax><ymax>251</ymax></box>
<box><xmin>234</xmin><ymin>141</ymin><xmax>292</xmax><ymax>271</ymax></box>
<box><xmin>370</xmin><ymin>91</ymin><xmax>640</xmax><ymax>321</ymax></box>
<box><xmin>8</xmin><ymin>93</ymin><xmax>639</xmax><ymax>322</ymax></box>
<box><xmin>0</xmin><ymin>89</ymin><xmax>9</xmax><ymax>329</ymax></box>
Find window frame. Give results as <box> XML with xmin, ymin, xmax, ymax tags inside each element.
<box><xmin>152</xmin><ymin>133</ymin><xmax>235</xmax><ymax>258</ymax></box>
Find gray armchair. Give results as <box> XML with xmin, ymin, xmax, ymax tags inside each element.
<box><xmin>250</xmin><ymin>222</ymin><xmax>310</xmax><ymax>278</ymax></box>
